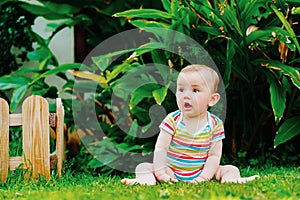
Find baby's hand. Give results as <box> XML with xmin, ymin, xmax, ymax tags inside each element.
<box><xmin>191</xmin><ymin>176</ymin><xmax>208</xmax><ymax>184</ymax></box>
<box><xmin>155</xmin><ymin>171</ymin><xmax>177</xmax><ymax>183</ymax></box>
<box><xmin>158</xmin><ymin>174</ymin><xmax>178</xmax><ymax>183</ymax></box>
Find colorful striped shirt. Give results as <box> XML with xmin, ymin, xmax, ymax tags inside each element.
<box><xmin>159</xmin><ymin>110</ymin><xmax>225</xmax><ymax>181</ymax></box>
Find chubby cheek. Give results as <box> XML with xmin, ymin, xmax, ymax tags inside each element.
<box><xmin>195</xmin><ymin>96</ymin><xmax>209</xmax><ymax>107</ymax></box>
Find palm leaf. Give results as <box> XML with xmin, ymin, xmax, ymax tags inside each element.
<box><xmin>274</xmin><ymin>116</ymin><xmax>300</xmax><ymax>147</ymax></box>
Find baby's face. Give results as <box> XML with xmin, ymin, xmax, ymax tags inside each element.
<box><xmin>176</xmin><ymin>71</ymin><xmax>213</xmax><ymax>118</ymax></box>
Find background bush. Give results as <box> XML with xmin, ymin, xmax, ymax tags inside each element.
<box><xmin>1</xmin><ymin>0</ymin><xmax>299</xmax><ymax>174</ymax></box>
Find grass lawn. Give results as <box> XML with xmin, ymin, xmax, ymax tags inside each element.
<box><xmin>0</xmin><ymin>166</ymin><xmax>299</xmax><ymax>200</ymax></box>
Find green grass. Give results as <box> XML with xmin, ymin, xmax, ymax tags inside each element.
<box><xmin>0</xmin><ymin>166</ymin><xmax>299</xmax><ymax>200</ymax></box>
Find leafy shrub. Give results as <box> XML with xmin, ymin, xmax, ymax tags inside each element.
<box><xmin>0</xmin><ymin>0</ymin><xmax>164</xmax><ymax>173</ymax></box>
<box><xmin>80</xmin><ymin>0</ymin><xmax>300</xmax><ymax>170</ymax></box>
<box><xmin>0</xmin><ymin>2</ymin><xmax>36</xmax><ymax>100</ymax></box>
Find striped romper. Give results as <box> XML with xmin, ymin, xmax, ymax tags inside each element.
<box><xmin>159</xmin><ymin>110</ymin><xmax>225</xmax><ymax>181</ymax></box>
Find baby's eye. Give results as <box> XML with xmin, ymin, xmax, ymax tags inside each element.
<box><xmin>193</xmin><ymin>88</ymin><xmax>200</xmax><ymax>93</ymax></box>
<box><xmin>178</xmin><ymin>88</ymin><xmax>184</xmax><ymax>92</ymax></box>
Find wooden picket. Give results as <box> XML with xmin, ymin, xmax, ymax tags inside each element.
<box><xmin>0</xmin><ymin>99</ymin><xmax>9</xmax><ymax>182</ymax></box>
<box><xmin>0</xmin><ymin>96</ymin><xmax>66</xmax><ymax>182</ymax></box>
<box><xmin>55</xmin><ymin>98</ymin><xmax>66</xmax><ymax>178</ymax></box>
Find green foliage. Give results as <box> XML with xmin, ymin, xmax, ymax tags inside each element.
<box><xmin>0</xmin><ymin>0</ymin><xmax>166</xmax><ymax>172</ymax></box>
<box><xmin>0</xmin><ymin>2</ymin><xmax>36</xmax><ymax>75</ymax></box>
<box><xmin>0</xmin><ymin>1</ymin><xmax>83</xmax><ymax>111</ymax></box>
<box><xmin>0</xmin><ymin>63</ymin><xmax>80</xmax><ymax>112</ymax></box>
<box><xmin>81</xmin><ymin>0</ymin><xmax>300</xmax><ymax>170</ymax></box>
<box><xmin>0</xmin><ymin>0</ymin><xmax>164</xmax><ymax>104</ymax></box>
<box><xmin>189</xmin><ymin>0</ymin><xmax>300</xmax><ymax>153</ymax></box>
<box><xmin>1</xmin><ymin>0</ymin><xmax>300</xmax><ymax>173</ymax></box>
<box><xmin>0</xmin><ymin>2</ymin><xmax>36</xmax><ymax>100</ymax></box>
<box><xmin>274</xmin><ymin>116</ymin><xmax>300</xmax><ymax>147</ymax></box>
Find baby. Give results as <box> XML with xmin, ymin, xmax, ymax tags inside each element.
<box><xmin>122</xmin><ymin>64</ymin><xmax>259</xmax><ymax>185</ymax></box>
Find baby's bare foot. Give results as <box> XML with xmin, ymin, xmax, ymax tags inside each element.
<box><xmin>121</xmin><ymin>178</ymin><xmax>156</xmax><ymax>186</ymax></box>
<box><xmin>221</xmin><ymin>175</ymin><xmax>260</xmax><ymax>184</ymax></box>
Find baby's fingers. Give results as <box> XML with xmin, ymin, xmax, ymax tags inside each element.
<box><xmin>190</xmin><ymin>179</ymin><xmax>200</xmax><ymax>184</ymax></box>
<box><xmin>169</xmin><ymin>178</ymin><xmax>178</xmax><ymax>183</ymax></box>
<box><xmin>191</xmin><ymin>177</ymin><xmax>205</xmax><ymax>184</ymax></box>
<box><xmin>159</xmin><ymin>175</ymin><xmax>177</xmax><ymax>184</ymax></box>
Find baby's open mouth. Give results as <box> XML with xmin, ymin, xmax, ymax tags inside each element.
<box><xmin>184</xmin><ymin>102</ymin><xmax>192</xmax><ymax>108</ymax></box>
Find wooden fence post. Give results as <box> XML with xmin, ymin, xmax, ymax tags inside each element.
<box><xmin>55</xmin><ymin>98</ymin><xmax>65</xmax><ymax>177</ymax></box>
<box><xmin>0</xmin><ymin>99</ymin><xmax>9</xmax><ymax>182</ymax></box>
<box><xmin>22</xmin><ymin>96</ymin><xmax>50</xmax><ymax>179</ymax></box>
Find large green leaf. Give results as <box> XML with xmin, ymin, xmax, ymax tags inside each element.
<box><xmin>196</xmin><ymin>26</ymin><xmax>221</xmax><ymax>36</ymax></box>
<box><xmin>13</xmin><ymin>67</ymin><xmax>42</xmax><ymax>75</ymax></box>
<box><xmin>0</xmin><ymin>76</ymin><xmax>31</xmax><ymax>90</ymax></box>
<box><xmin>274</xmin><ymin>116</ymin><xmax>300</xmax><ymax>147</ymax></box>
<box><xmin>10</xmin><ymin>85</ymin><xmax>28</xmax><ymax>112</ymax></box>
<box><xmin>42</xmin><ymin>1</ymin><xmax>80</xmax><ymax>15</ymax></box>
<box><xmin>70</xmin><ymin>70</ymin><xmax>107</xmax><ymax>86</ymax></box>
<box><xmin>40</xmin><ymin>63</ymin><xmax>82</xmax><ymax>77</ymax></box>
<box><xmin>113</xmin><ymin>9</ymin><xmax>174</xmax><ymax>19</ymax></box>
<box><xmin>27</xmin><ymin>47</ymin><xmax>52</xmax><ymax>62</ymax></box>
<box><xmin>254</xmin><ymin>59</ymin><xmax>300</xmax><ymax>89</ymax></box>
<box><xmin>19</xmin><ymin>3</ymin><xmax>69</xmax><ymax>20</ymax></box>
<box><xmin>129</xmin><ymin>19</ymin><xmax>170</xmax><ymax>29</ymax></box>
<box><xmin>27</xmin><ymin>45</ymin><xmax>57</xmax><ymax>71</ymax></box>
<box><xmin>266</xmin><ymin>73</ymin><xmax>286</xmax><ymax>123</ymax></box>
<box><xmin>117</xmin><ymin>141</ymin><xmax>142</xmax><ymax>153</ymax></box>
<box><xmin>126</xmin><ymin>120</ymin><xmax>138</xmax><ymax>138</ymax></box>
<box><xmin>246</xmin><ymin>29</ymin><xmax>272</xmax><ymax>44</ymax></box>
<box><xmin>224</xmin><ymin>39</ymin><xmax>236</xmax><ymax>88</ymax></box>
<box><xmin>92</xmin><ymin>42</ymin><xmax>166</xmax><ymax>71</ymax></box>
<box><xmin>129</xmin><ymin>84</ymin><xmax>160</xmax><ymax>107</ymax></box>
<box><xmin>152</xmin><ymin>85</ymin><xmax>169</xmax><ymax>105</ymax></box>
<box><xmin>246</xmin><ymin>27</ymin><xmax>290</xmax><ymax>45</ymax></box>
<box><xmin>161</xmin><ymin>0</ymin><xmax>171</xmax><ymax>12</ymax></box>
<box><xmin>106</xmin><ymin>62</ymin><xmax>137</xmax><ymax>83</ymax></box>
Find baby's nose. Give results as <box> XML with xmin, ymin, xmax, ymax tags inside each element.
<box><xmin>183</xmin><ymin>91</ymin><xmax>192</xmax><ymax>99</ymax></box>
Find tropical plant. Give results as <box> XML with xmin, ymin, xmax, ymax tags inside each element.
<box><xmin>0</xmin><ymin>0</ymin><xmax>162</xmax><ymax>111</ymax></box>
<box><xmin>0</xmin><ymin>0</ymin><xmax>165</xmax><ymax>172</ymax></box>
<box><xmin>78</xmin><ymin>0</ymin><xmax>300</xmax><ymax>169</ymax></box>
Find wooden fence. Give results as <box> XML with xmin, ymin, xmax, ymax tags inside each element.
<box><xmin>0</xmin><ymin>96</ymin><xmax>66</xmax><ymax>182</ymax></box>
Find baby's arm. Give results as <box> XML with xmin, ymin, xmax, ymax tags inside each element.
<box><xmin>192</xmin><ymin>140</ymin><xmax>222</xmax><ymax>183</ymax></box>
<box><xmin>153</xmin><ymin>130</ymin><xmax>177</xmax><ymax>183</ymax></box>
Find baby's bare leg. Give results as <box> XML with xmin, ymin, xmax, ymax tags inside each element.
<box><xmin>121</xmin><ymin>162</ymin><xmax>156</xmax><ymax>185</ymax></box>
<box><xmin>215</xmin><ymin>165</ymin><xmax>259</xmax><ymax>183</ymax></box>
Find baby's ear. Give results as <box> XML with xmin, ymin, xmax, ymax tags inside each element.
<box><xmin>208</xmin><ymin>93</ymin><xmax>220</xmax><ymax>107</ymax></box>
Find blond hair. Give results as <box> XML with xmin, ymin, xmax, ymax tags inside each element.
<box><xmin>180</xmin><ymin>64</ymin><xmax>220</xmax><ymax>92</ymax></box>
